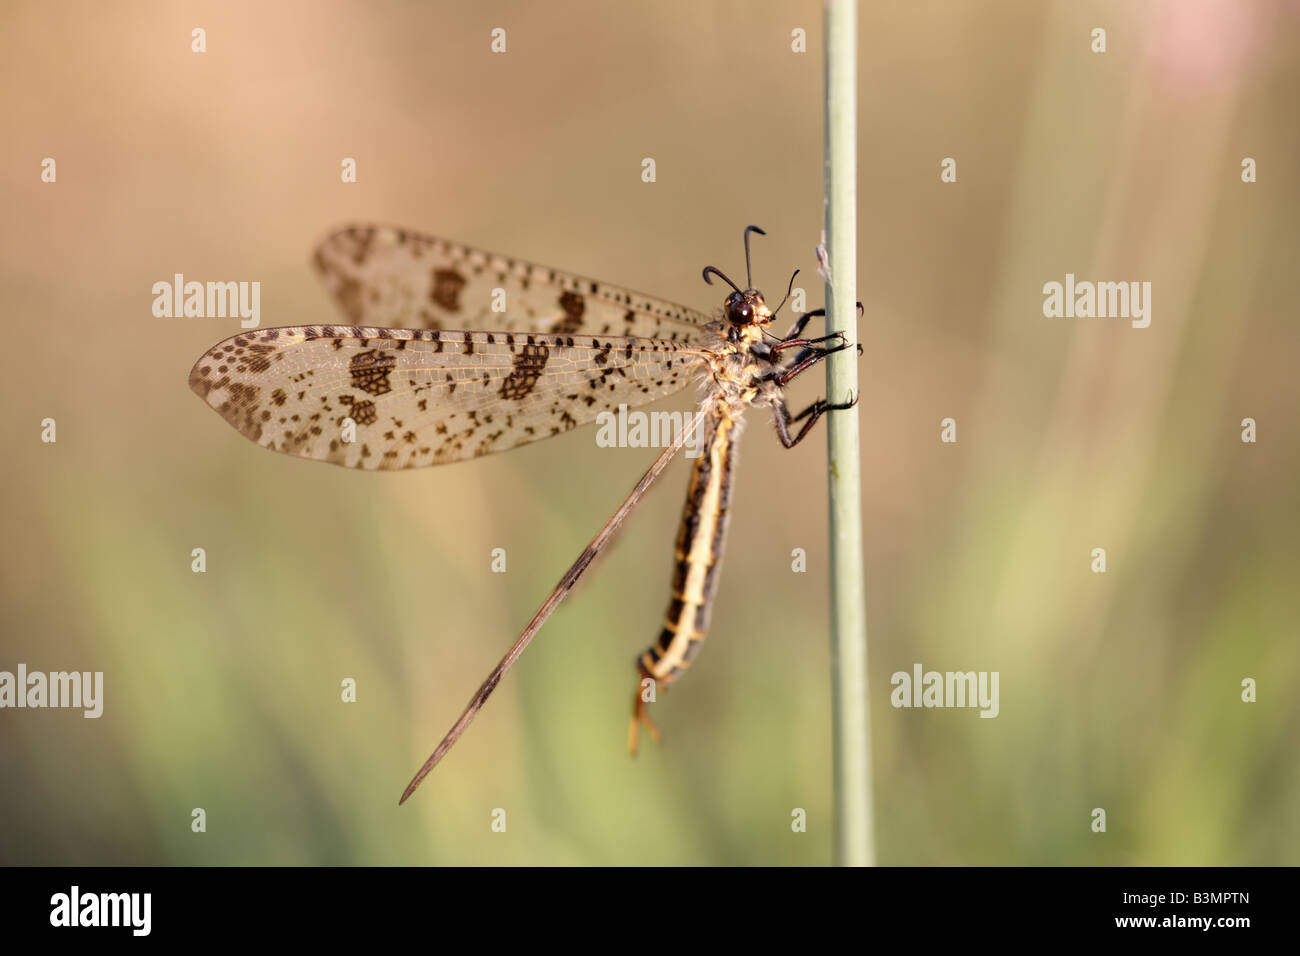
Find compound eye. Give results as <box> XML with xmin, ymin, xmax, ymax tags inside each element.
<box><xmin>733</xmin><ymin>302</ymin><xmax>752</xmax><ymax>323</ymax></box>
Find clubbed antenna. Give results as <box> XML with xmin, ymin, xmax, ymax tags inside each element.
<box><xmin>742</xmin><ymin>225</ymin><xmax>766</xmax><ymax>290</ymax></box>
<box><xmin>702</xmin><ymin>266</ymin><xmax>742</xmax><ymax>293</ymax></box>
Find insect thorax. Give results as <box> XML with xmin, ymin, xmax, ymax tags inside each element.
<box><xmin>697</xmin><ymin>321</ymin><xmax>780</xmax><ymax>419</ymax></box>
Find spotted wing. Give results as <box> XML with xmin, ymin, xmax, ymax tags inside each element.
<box><xmin>313</xmin><ymin>224</ymin><xmax>712</xmax><ymax>343</ymax></box>
<box><xmin>189</xmin><ymin>325</ymin><xmax>709</xmax><ymax>470</ymax></box>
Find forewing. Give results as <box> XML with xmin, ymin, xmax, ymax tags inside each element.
<box><xmin>313</xmin><ymin>224</ymin><xmax>712</xmax><ymax>342</ymax></box>
<box><xmin>189</xmin><ymin>325</ymin><xmax>708</xmax><ymax>470</ymax></box>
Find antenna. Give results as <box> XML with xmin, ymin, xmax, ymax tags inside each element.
<box><xmin>702</xmin><ymin>266</ymin><xmax>742</xmax><ymax>293</ymax></box>
<box><xmin>742</xmin><ymin>225</ymin><xmax>766</xmax><ymax>290</ymax></box>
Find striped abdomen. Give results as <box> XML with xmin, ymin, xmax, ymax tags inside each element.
<box><xmin>637</xmin><ymin>413</ymin><xmax>738</xmax><ymax>690</ymax></box>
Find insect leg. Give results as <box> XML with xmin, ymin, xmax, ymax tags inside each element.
<box><xmin>769</xmin><ymin>331</ymin><xmax>847</xmax><ymax>357</ymax></box>
<box><xmin>772</xmin><ymin>392</ymin><xmax>860</xmax><ymax>449</ymax></box>
<box><xmin>773</xmin><ymin>338</ymin><xmax>856</xmax><ymax>386</ymax></box>
<box><xmin>780</xmin><ymin>302</ymin><xmax>863</xmax><ymax>341</ymax></box>
<box><xmin>781</xmin><ymin>308</ymin><xmax>824</xmax><ymax>340</ymax></box>
<box><xmin>780</xmin><ymin>340</ymin><xmax>864</xmax><ymax>375</ymax></box>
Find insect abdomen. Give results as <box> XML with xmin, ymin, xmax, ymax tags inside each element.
<box><xmin>637</xmin><ymin>414</ymin><xmax>738</xmax><ymax>689</ymax></box>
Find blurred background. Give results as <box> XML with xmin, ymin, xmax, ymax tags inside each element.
<box><xmin>2</xmin><ymin>0</ymin><xmax>1297</xmax><ymax>865</ymax></box>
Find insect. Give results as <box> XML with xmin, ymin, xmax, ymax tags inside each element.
<box><xmin>188</xmin><ymin>224</ymin><xmax>859</xmax><ymax>803</ymax></box>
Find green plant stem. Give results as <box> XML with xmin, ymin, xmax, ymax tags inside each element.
<box><xmin>824</xmin><ymin>0</ymin><xmax>874</xmax><ymax>867</ymax></box>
